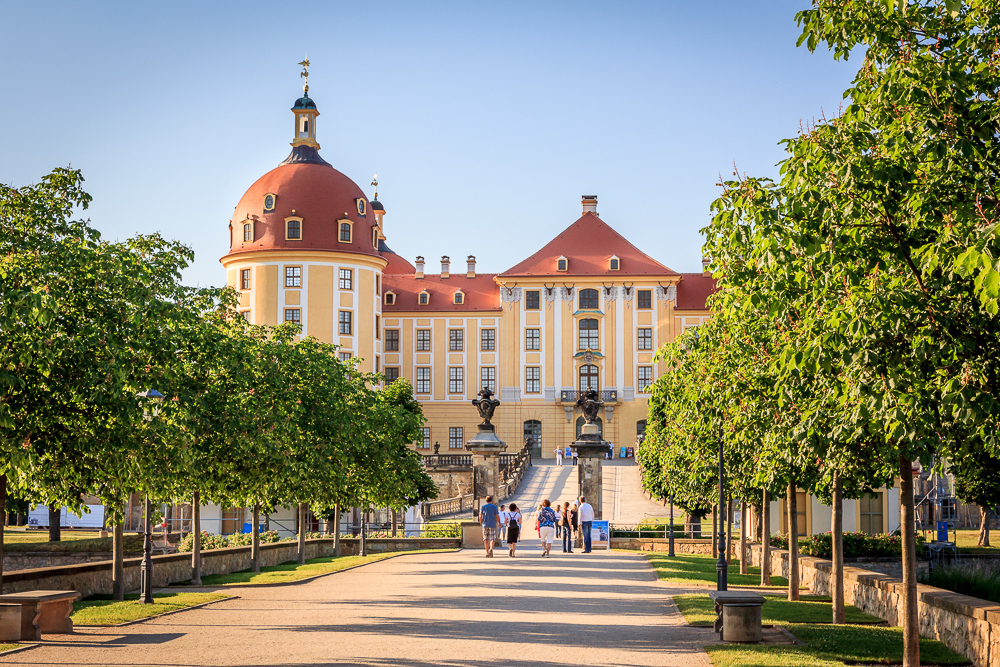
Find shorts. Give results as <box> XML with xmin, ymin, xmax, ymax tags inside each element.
<box><xmin>539</xmin><ymin>526</ymin><xmax>555</xmax><ymax>545</ymax></box>
<box><xmin>483</xmin><ymin>526</ymin><xmax>499</xmax><ymax>542</ymax></box>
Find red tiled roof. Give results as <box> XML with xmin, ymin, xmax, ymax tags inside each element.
<box><xmin>383</xmin><ymin>273</ymin><xmax>501</xmax><ymax>312</ymax></box>
<box><xmin>499</xmin><ymin>212</ymin><xmax>677</xmax><ymax>277</ymax></box>
<box><xmin>675</xmin><ymin>273</ymin><xmax>717</xmax><ymax>310</ymax></box>
<box><xmin>382</xmin><ymin>250</ymin><xmax>416</xmax><ymax>275</ymax></box>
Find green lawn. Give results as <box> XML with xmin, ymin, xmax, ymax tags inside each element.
<box><xmin>951</xmin><ymin>529</ymin><xmax>1000</xmax><ymax>554</ymax></box>
<box><xmin>72</xmin><ymin>592</ymin><xmax>231</xmax><ymax>626</ymax></box>
<box><xmin>3</xmin><ymin>529</ymin><xmax>101</xmax><ymax>543</ymax></box>
<box><xmin>674</xmin><ymin>594</ymin><xmax>882</xmax><ymax>626</ymax></box>
<box><xmin>197</xmin><ymin>548</ymin><xmax>455</xmax><ymax>586</ymax></box>
<box><xmin>646</xmin><ymin>553</ymin><xmax>788</xmax><ymax>587</ymax></box>
<box><xmin>0</xmin><ymin>644</ymin><xmax>17</xmax><ymax>653</ymax></box>
<box><xmin>705</xmin><ymin>623</ymin><xmax>970</xmax><ymax>667</ymax></box>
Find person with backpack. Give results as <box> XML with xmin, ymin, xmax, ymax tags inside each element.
<box><xmin>506</xmin><ymin>503</ymin><xmax>522</xmax><ymax>557</ymax></box>
<box><xmin>561</xmin><ymin>502</ymin><xmax>574</xmax><ymax>553</ymax></box>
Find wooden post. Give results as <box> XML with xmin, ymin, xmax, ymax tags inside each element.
<box><xmin>191</xmin><ymin>491</ymin><xmax>202</xmax><ymax>586</ymax></box>
<box><xmin>739</xmin><ymin>499</ymin><xmax>748</xmax><ymax>575</ymax></box>
<box><xmin>832</xmin><ymin>471</ymin><xmax>845</xmax><ymax>623</ymax></box>
<box><xmin>761</xmin><ymin>488</ymin><xmax>771</xmax><ymax>586</ymax></box>
<box><xmin>787</xmin><ymin>482</ymin><xmax>800</xmax><ymax>601</ymax></box>
<box><xmin>251</xmin><ymin>504</ymin><xmax>261</xmax><ymax>573</ymax></box>
<box><xmin>900</xmin><ymin>455</ymin><xmax>919</xmax><ymax>667</ymax></box>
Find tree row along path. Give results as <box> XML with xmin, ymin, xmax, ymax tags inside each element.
<box><xmin>507</xmin><ymin>458</ymin><xmax>671</xmax><ymax>525</ymax></box>
<box><xmin>4</xmin><ymin>546</ymin><xmax>711</xmax><ymax>667</ymax></box>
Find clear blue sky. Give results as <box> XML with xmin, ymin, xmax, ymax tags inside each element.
<box><xmin>1</xmin><ymin>1</ymin><xmax>855</xmax><ymax>287</ymax></box>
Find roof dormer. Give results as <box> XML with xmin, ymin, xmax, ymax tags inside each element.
<box><xmin>556</xmin><ymin>256</ymin><xmax>568</xmax><ymax>272</ymax></box>
<box><xmin>454</xmin><ymin>290</ymin><xmax>465</xmax><ymax>305</ymax></box>
<box><xmin>609</xmin><ymin>255</ymin><xmax>620</xmax><ymax>271</ymax></box>
<box><xmin>418</xmin><ymin>290</ymin><xmax>430</xmax><ymax>306</ymax></box>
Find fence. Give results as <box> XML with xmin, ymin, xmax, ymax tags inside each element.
<box><xmin>422</xmin><ymin>442</ymin><xmax>532</xmax><ymax>519</ymax></box>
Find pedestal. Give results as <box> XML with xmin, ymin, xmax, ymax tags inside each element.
<box><xmin>573</xmin><ymin>423</ymin><xmax>611</xmax><ymax>519</ymax></box>
<box><xmin>465</xmin><ymin>424</ymin><xmax>507</xmax><ymax>515</ymax></box>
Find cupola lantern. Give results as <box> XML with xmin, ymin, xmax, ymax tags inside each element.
<box><xmin>291</xmin><ymin>58</ymin><xmax>320</xmax><ymax>149</ymax></box>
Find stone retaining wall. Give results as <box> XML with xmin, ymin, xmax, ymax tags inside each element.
<box><xmin>748</xmin><ymin>543</ymin><xmax>1000</xmax><ymax>667</ymax></box>
<box><xmin>0</xmin><ymin>537</ymin><xmax>460</xmax><ymax>599</ymax></box>
<box><xmin>3</xmin><ymin>552</ymin><xmax>131</xmax><ymax>572</ymax></box>
<box><xmin>610</xmin><ymin>538</ymin><xmax>717</xmax><ymax>554</ymax></box>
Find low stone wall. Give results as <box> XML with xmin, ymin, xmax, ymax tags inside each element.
<box><xmin>0</xmin><ymin>537</ymin><xmax>460</xmax><ymax>599</ymax></box>
<box><xmin>747</xmin><ymin>544</ymin><xmax>928</xmax><ymax>579</ymax></box>
<box><xmin>611</xmin><ymin>538</ymin><xmax>718</xmax><ymax>554</ymax></box>
<box><xmin>3</xmin><ymin>552</ymin><xmax>132</xmax><ymax>573</ymax></box>
<box><xmin>748</xmin><ymin>543</ymin><xmax>1000</xmax><ymax>667</ymax></box>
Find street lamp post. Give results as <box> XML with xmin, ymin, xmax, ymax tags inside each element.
<box><xmin>668</xmin><ymin>496</ymin><xmax>676</xmax><ymax>557</ymax></box>
<box><xmin>716</xmin><ymin>423</ymin><xmax>727</xmax><ymax>591</ymax></box>
<box><xmin>137</xmin><ymin>388</ymin><xmax>164</xmax><ymax>605</ymax></box>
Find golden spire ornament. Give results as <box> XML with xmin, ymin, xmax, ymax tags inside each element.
<box><xmin>371</xmin><ymin>172</ymin><xmax>379</xmax><ymax>200</ymax></box>
<box><xmin>299</xmin><ymin>56</ymin><xmax>310</xmax><ymax>94</ymax></box>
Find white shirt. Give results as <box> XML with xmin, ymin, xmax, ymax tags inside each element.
<box><xmin>499</xmin><ymin>510</ymin><xmax>510</xmax><ymax>525</ymax></box>
<box><xmin>579</xmin><ymin>502</ymin><xmax>595</xmax><ymax>523</ymax></box>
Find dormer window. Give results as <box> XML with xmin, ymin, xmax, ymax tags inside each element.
<box><xmin>418</xmin><ymin>291</ymin><xmax>430</xmax><ymax>305</ymax></box>
<box><xmin>609</xmin><ymin>256</ymin><xmax>620</xmax><ymax>271</ymax></box>
<box><xmin>339</xmin><ymin>221</ymin><xmax>352</xmax><ymax>243</ymax></box>
<box><xmin>384</xmin><ymin>292</ymin><xmax>396</xmax><ymax>306</ymax></box>
<box><xmin>454</xmin><ymin>291</ymin><xmax>464</xmax><ymax>305</ymax></box>
<box><xmin>356</xmin><ymin>199</ymin><xmax>366</xmax><ymax>216</ymax></box>
<box><xmin>243</xmin><ymin>222</ymin><xmax>253</xmax><ymax>242</ymax></box>
<box><xmin>285</xmin><ymin>217</ymin><xmax>302</xmax><ymax>240</ymax></box>
<box><xmin>557</xmin><ymin>256</ymin><xmax>568</xmax><ymax>272</ymax></box>
<box><xmin>372</xmin><ymin>228</ymin><xmax>378</xmax><ymax>248</ymax></box>
<box><xmin>263</xmin><ymin>194</ymin><xmax>276</xmax><ymax>212</ymax></box>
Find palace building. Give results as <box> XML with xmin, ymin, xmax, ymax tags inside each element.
<box><xmin>220</xmin><ymin>77</ymin><xmax>716</xmax><ymax>466</ymax></box>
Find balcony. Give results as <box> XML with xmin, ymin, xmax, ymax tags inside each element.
<box><xmin>557</xmin><ymin>389</ymin><xmax>618</xmax><ymax>404</ymax></box>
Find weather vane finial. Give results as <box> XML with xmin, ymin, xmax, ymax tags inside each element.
<box><xmin>371</xmin><ymin>172</ymin><xmax>378</xmax><ymax>200</ymax></box>
<box><xmin>298</xmin><ymin>56</ymin><xmax>310</xmax><ymax>94</ymax></box>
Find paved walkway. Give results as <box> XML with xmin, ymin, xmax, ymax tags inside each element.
<box><xmin>4</xmin><ymin>546</ymin><xmax>715</xmax><ymax>667</ymax></box>
<box><xmin>506</xmin><ymin>459</ymin><xmax>671</xmax><ymax>524</ymax></box>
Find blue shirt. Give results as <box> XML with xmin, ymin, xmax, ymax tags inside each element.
<box><xmin>539</xmin><ymin>507</ymin><xmax>557</xmax><ymax>528</ymax></box>
<box><xmin>480</xmin><ymin>503</ymin><xmax>500</xmax><ymax>528</ymax></box>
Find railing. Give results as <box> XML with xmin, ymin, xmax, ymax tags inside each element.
<box><xmin>422</xmin><ymin>454</ymin><xmax>473</xmax><ymax>467</ymax></box>
<box><xmin>423</xmin><ymin>494</ymin><xmax>474</xmax><ymax>519</ymax></box>
<box><xmin>421</xmin><ymin>442</ymin><xmax>533</xmax><ymax>519</ymax></box>
<box><xmin>558</xmin><ymin>389</ymin><xmax>618</xmax><ymax>403</ymax></box>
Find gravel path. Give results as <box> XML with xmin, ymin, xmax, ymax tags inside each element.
<box><xmin>4</xmin><ymin>546</ymin><xmax>714</xmax><ymax>667</ymax></box>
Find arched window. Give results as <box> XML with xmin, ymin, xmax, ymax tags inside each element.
<box><xmin>300</xmin><ymin>116</ymin><xmax>309</xmax><ymax>133</ymax></box>
<box><xmin>243</xmin><ymin>223</ymin><xmax>252</xmax><ymax>242</ymax></box>
<box><xmin>579</xmin><ymin>364</ymin><xmax>599</xmax><ymax>391</ymax></box>
<box><xmin>578</xmin><ymin>318</ymin><xmax>599</xmax><ymax>350</ymax></box>
<box><xmin>579</xmin><ymin>288</ymin><xmax>599</xmax><ymax>309</ymax></box>
<box><xmin>286</xmin><ymin>219</ymin><xmax>301</xmax><ymax>240</ymax></box>
<box><xmin>523</xmin><ymin>420</ymin><xmax>541</xmax><ymax>457</ymax></box>
<box><xmin>575</xmin><ymin>415</ymin><xmax>603</xmax><ymax>439</ymax></box>
<box><xmin>339</xmin><ymin>222</ymin><xmax>352</xmax><ymax>242</ymax></box>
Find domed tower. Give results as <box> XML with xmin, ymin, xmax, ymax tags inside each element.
<box><xmin>221</xmin><ymin>61</ymin><xmax>388</xmax><ymax>373</ymax></box>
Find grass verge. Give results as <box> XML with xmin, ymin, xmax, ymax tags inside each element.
<box><xmin>646</xmin><ymin>553</ymin><xmax>788</xmax><ymax>587</ymax></box>
<box><xmin>0</xmin><ymin>644</ymin><xmax>18</xmax><ymax>653</ymax></box>
<box><xmin>704</xmin><ymin>623</ymin><xmax>970</xmax><ymax>667</ymax></box>
<box><xmin>673</xmin><ymin>594</ymin><xmax>881</xmax><ymax>626</ymax></box>
<box><xmin>197</xmin><ymin>548</ymin><xmax>455</xmax><ymax>586</ymax></box>
<box><xmin>73</xmin><ymin>592</ymin><xmax>231</xmax><ymax>626</ymax></box>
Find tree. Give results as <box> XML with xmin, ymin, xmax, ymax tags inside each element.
<box><xmin>950</xmin><ymin>448</ymin><xmax>1000</xmax><ymax>546</ymax></box>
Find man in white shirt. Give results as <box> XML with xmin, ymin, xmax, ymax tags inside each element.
<box><xmin>578</xmin><ymin>496</ymin><xmax>596</xmax><ymax>553</ymax></box>
<box><xmin>498</xmin><ymin>505</ymin><xmax>510</xmax><ymax>544</ymax></box>
<box><xmin>554</xmin><ymin>447</ymin><xmax>563</xmax><ymax>465</ymax></box>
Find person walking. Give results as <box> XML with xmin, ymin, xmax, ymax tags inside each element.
<box><xmin>479</xmin><ymin>495</ymin><xmax>501</xmax><ymax>558</ymax></box>
<box><xmin>571</xmin><ymin>449</ymin><xmax>579</xmax><ymax>466</ymax></box>
<box><xmin>561</xmin><ymin>502</ymin><xmax>574</xmax><ymax>553</ymax></box>
<box><xmin>507</xmin><ymin>503</ymin><xmax>522</xmax><ymax>557</ymax></box>
<box><xmin>538</xmin><ymin>499</ymin><xmax>557</xmax><ymax>557</ymax></box>
<box><xmin>570</xmin><ymin>501</ymin><xmax>579</xmax><ymax>552</ymax></box>
<box><xmin>579</xmin><ymin>495</ymin><xmax>595</xmax><ymax>553</ymax></box>
<box><xmin>498</xmin><ymin>504</ymin><xmax>509</xmax><ymax>545</ymax></box>
<box><xmin>554</xmin><ymin>447</ymin><xmax>563</xmax><ymax>465</ymax></box>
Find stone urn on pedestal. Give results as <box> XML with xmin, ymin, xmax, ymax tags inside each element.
<box><xmin>465</xmin><ymin>387</ymin><xmax>507</xmax><ymax>517</ymax></box>
<box><xmin>572</xmin><ymin>388</ymin><xmax>612</xmax><ymax>519</ymax></box>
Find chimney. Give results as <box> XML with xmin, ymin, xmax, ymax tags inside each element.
<box><xmin>582</xmin><ymin>195</ymin><xmax>598</xmax><ymax>215</ymax></box>
<box><xmin>440</xmin><ymin>255</ymin><xmax>450</xmax><ymax>279</ymax></box>
<box><xmin>415</xmin><ymin>256</ymin><xmax>425</xmax><ymax>279</ymax></box>
<box><xmin>467</xmin><ymin>255</ymin><xmax>476</xmax><ymax>278</ymax></box>
<box><xmin>702</xmin><ymin>257</ymin><xmax>711</xmax><ymax>276</ymax></box>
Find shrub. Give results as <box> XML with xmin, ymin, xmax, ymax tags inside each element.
<box><xmin>423</xmin><ymin>523</ymin><xmax>460</xmax><ymax>538</ymax></box>
<box><xmin>920</xmin><ymin>562</ymin><xmax>1000</xmax><ymax>604</ymax></box>
<box><xmin>769</xmin><ymin>531</ymin><xmax>926</xmax><ymax>558</ymax></box>
<box><xmin>178</xmin><ymin>530</ymin><xmax>289</xmax><ymax>552</ymax></box>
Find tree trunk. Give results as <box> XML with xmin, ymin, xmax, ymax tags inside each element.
<box><xmin>726</xmin><ymin>496</ymin><xmax>734</xmax><ymax>564</ymax></box>
<box><xmin>47</xmin><ymin>503</ymin><xmax>61</xmax><ymax>542</ymax></box>
<box><xmin>191</xmin><ymin>491</ymin><xmax>202</xmax><ymax>586</ymax></box>
<box><xmin>297</xmin><ymin>502</ymin><xmax>307</xmax><ymax>565</ymax></box>
<box><xmin>978</xmin><ymin>506</ymin><xmax>991</xmax><ymax>547</ymax></box>
<box><xmin>251</xmin><ymin>504</ymin><xmax>261</xmax><ymax>573</ymax></box>
<box><xmin>333</xmin><ymin>504</ymin><xmax>341</xmax><ymax>557</ymax></box>
<box><xmin>685</xmin><ymin>512</ymin><xmax>702</xmax><ymax>539</ymax></box>
<box><xmin>0</xmin><ymin>475</ymin><xmax>6</xmax><ymax>594</ymax></box>
<box><xmin>739</xmin><ymin>499</ymin><xmax>748</xmax><ymax>575</ymax></box>
<box><xmin>712</xmin><ymin>504</ymin><xmax>718</xmax><ymax>559</ymax></box>
<box><xmin>787</xmin><ymin>482</ymin><xmax>800</xmax><ymax>601</ymax></box>
<box><xmin>761</xmin><ymin>488</ymin><xmax>771</xmax><ymax>586</ymax></box>
<box><xmin>832</xmin><ymin>470</ymin><xmax>845</xmax><ymax>624</ymax></box>
<box><xmin>112</xmin><ymin>519</ymin><xmax>125</xmax><ymax>601</ymax></box>
<box><xmin>900</xmin><ymin>455</ymin><xmax>919</xmax><ymax>667</ymax></box>
<box><xmin>16</xmin><ymin>513</ymin><xmax>24</xmax><ymax>527</ymax></box>
<box><xmin>391</xmin><ymin>508</ymin><xmax>398</xmax><ymax>537</ymax></box>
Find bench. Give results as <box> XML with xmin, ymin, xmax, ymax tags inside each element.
<box><xmin>0</xmin><ymin>590</ymin><xmax>82</xmax><ymax>641</ymax></box>
<box><xmin>708</xmin><ymin>591</ymin><xmax>765</xmax><ymax>642</ymax></box>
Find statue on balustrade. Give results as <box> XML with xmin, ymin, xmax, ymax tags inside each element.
<box><xmin>472</xmin><ymin>387</ymin><xmax>501</xmax><ymax>426</ymax></box>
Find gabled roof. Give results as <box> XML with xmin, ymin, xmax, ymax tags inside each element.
<box><xmin>500</xmin><ymin>212</ymin><xmax>677</xmax><ymax>277</ymax></box>
<box><xmin>382</xmin><ymin>273</ymin><xmax>501</xmax><ymax>312</ymax></box>
<box><xmin>675</xmin><ymin>273</ymin><xmax>717</xmax><ymax>310</ymax></box>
